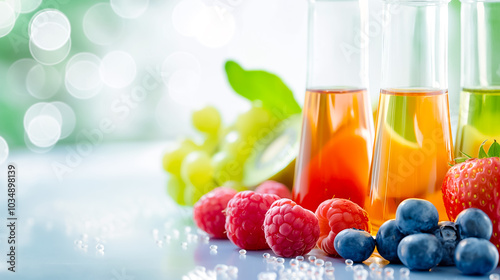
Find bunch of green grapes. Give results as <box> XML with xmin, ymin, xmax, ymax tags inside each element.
<box><xmin>162</xmin><ymin>103</ymin><xmax>278</xmax><ymax>206</ymax></box>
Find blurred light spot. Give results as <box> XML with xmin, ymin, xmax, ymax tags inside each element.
<box><xmin>196</xmin><ymin>7</ymin><xmax>235</xmax><ymax>48</ymax></box>
<box><xmin>20</xmin><ymin>0</ymin><xmax>42</xmax><ymax>13</ymax></box>
<box><xmin>172</xmin><ymin>0</ymin><xmax>206</xmax><ymax>37</ymax></box>
<box><xmin>26</xmin><ymin>64</ymin><xmax>61</xmax><ymax>99</ymax></box>
<box><xmin>110</xmin><ymin>0</ymin><xmax>149</xmax><ymax>19</ymax></box>
<box><xmin>0</xmin><ymin>137</ymin><xmax>8</xmax><ymax>165</ymax></box>
<box><xmin>161</xmin><ymin>52</ymin><xmax>201</xmax><ymax>106</ymax></box>
<box><xmin>29</xmin><ymin>37</ymin><xmax>71</xmax><ymax>65</ymax></box>
<box><xmin>65</xmin><ymin>52</ymin><xmax>102</xmax><ymax>99</ymax></box>
<box><xmin>6</xmin><ymin>0</ymin><xmax>21</xmax><ymax>14</ymax></box>
<box><xmin>51</xmin><ymin>101</ymin><xmax>76</xmax><ymax>139</ymax></box>
<box><xmin>168</xmin><ymin>69</ymin><xmax>201</xmax><ymax>106</ymax></box>
<box><xmin>29</xmin><ymin>9</ymin><xmax>71</xmax><ymax>51</ymax></box>
<box><xmin>172</xmin><ymin>0</ymin><xmax>235</xmax><ymax>48</ymax></box>
<box><xmin>24</xmin><ymin>130</ymin><xmax>54</xmax><ymax>154</ymax></box>
<box><xmin>24</xmin><ymin>102</ymin><xmax>62</xmax><ymax>135</ymax></box>
<box><xmin>7</xmin><ymin>59</ymin><xmax>38</xmax><ymax>99</ymax></box>
<box><xmin>0</xmin><ymin>2</ymin><xmax>16</xmax><ymax>38</ymax></box>
<box><xmin>99</xmin><ymin>51</ymin><xmax>136</xmax><ymax>88</ymax></box>
<box><xmin>83</xmin><ymin>3</ymin><xmax>123</xmax><ymax>45</ymax></box>
<box><xmin>27</xmin><ymin>115</ymin><xmax>61</xmax><ymax>148</ymax></box>
<box><xmin>161</xmin><ymin>52</ymin><xmax>201</xmax><ymax>82</ymax></box>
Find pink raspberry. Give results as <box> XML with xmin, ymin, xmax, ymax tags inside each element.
<box><xmin>255</xmin><ymin>180</ymin><xmax>292</xmax><ymax>199</ymax></box>
<box><xmin>315</xmin><ymin>198</ymin><xmax>371</xmax><ymax>256</ymax></box>
<box><xmin>193</xmin><ymin>187</ymin><xmax>237</xmax><ymax>238</ymax></box>
<box><xmin>264</xmin><ymin>199</ymin><xmax>320</xmax><ymax>258</ymax></box>
<box><xmin>225</xmin><ymin>191</ymin><xmax>280</xmax><ymax>250</ymax></box>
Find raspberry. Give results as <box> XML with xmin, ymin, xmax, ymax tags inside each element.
<box><xmin>193</xmin><ymin>187</ymin><xmax>237</xmax><ymax>238</ymax></box>
<box><xmin>225</xmin><ymin>191</ymin><xmax>280</xmax><ymax>250</ymax></box>
<box><xmin>255</xmin><ymin>181</ymin><xmax>292</xmax><ymax>199</ymax></box>
<box><xmin>315</xmin><ymin>198</ymin><xmax>371</xmax><ymax>256</ymax></box>
<box><xmin>264</xmin><ymin>199</ymin><xmax>320</xmax><ymax>258</ymax></box>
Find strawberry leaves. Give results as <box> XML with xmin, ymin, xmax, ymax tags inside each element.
<box><xmin>455</xmin><ymin>140</ymin><xmax>500</xmax><ymax>164</ymax></box>
<box><xmin>487</xmin><ymin>140</ymin><xmax>500</xmax><ymax>158</ymax></box>
<box><xmin>479</xmin><ymin>140</ymin><xmax>489</xmax><ymax>159</ymax></box>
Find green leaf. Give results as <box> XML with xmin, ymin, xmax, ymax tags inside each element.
<box><xmin>454</xmin><ymin>157</ymin><xmax>469</xmax><ymax>164</ymax></box>
<box><xmin>478</xmin><ymin>139</ymin><xmax>488</xmax><ymax>159</ymax></box>
<box><xmin>225</xmin><ymin>61</ymin><xmax>301</xmax><ymax>120</ymax></box>
<box><xmin>460</xmin><ymin>151</ymin><xmax>473</xmax><ymax>159</ymax></box>
<box><xmin>488</xmin><ymin>140</ymin><xmax>500</xmax><ymax>158</ymax></box>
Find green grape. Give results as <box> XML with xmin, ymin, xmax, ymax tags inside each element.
<box><xmin>212</xmin><ymin>151</ymin><xmax>244</xmax><ymax>185</ymax></box>
<box><xmin>192</xmin><ymin>105</ymin><xmax>221</xmax><ymax>135</ymax></box>
<box><xmin>235</xmin><ymin>105</ymin><xmax>277</xmax><ymax>139</ymax></box>
<box><xmin>180</xmin><ymin>151</ymin><xmax>214</xmax><ymax>187</ymax></box>
<box><xmin>221</xmin><ymin>180</ymin><xmax>248</xmax><ymax>192</ymax></box>
<box><xmin>162</xmin><ymin>139</ymin><xmax>198</xmax><ymax>175</ymax></box>
<box><xmin>165</xmin><ymin>175</ymin><xmax>187</xmax><ymax>206</ymax></box>
<box><xmin>184</xmin><ymin>181</ymin><xmax>217</xmax><ymax>206</ymax></box>
<box><xmin>201</xmin><ymin>134</ymin><xmax>219</xmax><ymax>154</ymax></box>
<box><xmin>220</xmin><ymin>130</ymin><xmax>253</xmax><ymax>162</ymax></box>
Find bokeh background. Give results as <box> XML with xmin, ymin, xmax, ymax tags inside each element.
<box><xmin>0</xmin><ymin>0</ymin><xmax>461</xmax><ymax>159</ymax></box>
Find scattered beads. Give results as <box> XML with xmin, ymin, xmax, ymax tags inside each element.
<box><xmin>290</xmin><ymin>259</ymin><xmax>299</xmax><ymax>267</ymax></box>
<box><xmin>308</xmin><ymin>255</ymin><xmax>317</xmax><ymax>263</ymax></box>
<box><xmin>314</xmin><ymin>259</ymin><xmax>325</xmax><ymax>267</ymax></box>
<box><xmin>276</xmin><ymin>257</ymin><xmax>285</xmax><ymax>264</ymax></box>
<box><xmin>345</xmin><ymin>259</ymin><xmax>354</xmax><ymax>266</ymax></box>
<box><xmin>369</xmin><ymin>263</ymin><xmax>379</xmax><ymax>271</ymax></box>
<box><xmin>491</xmin><ymin>274</ymin><xmax>500</xmax><ymax>280</ymax></box>
<box><xmin>239</xmin><ymin>249</ymin><xmax>247</xmax><ymax>255</ymax></box>
<box><xmin>258</xmin><ymin>272</ymin><xmax>277</xmax><ymax>280</ymax></box>
<box><xmin>400</xmin><ymin>267</ymin><xmax>410</xmax><ymax>277</ymax></box>
<box><xmin>354</xmin><ymin>264</ymin><xmax>365</xmax><ymax>272</ymax></box>
<box><xmin>325</xmin><ymin>266</ymin><xmax>335</xmax><ymax>276</ymax></box>
<box><xmin>296</xmin><ymin>256</ymin><xmax>305</xmax><ymax>262</ymax></box>
<box><xmin>299</xmin><ymin>262</ymin><xmax>309</xmax><ymax>271</ymax></box>
<box><xmin>384</xmin><ymin>267</ymin><xmax>394</xmax><ymax>278</ymax></box>
<box><xmin>96</xmin><ymin>243</ymin><xmax>104</xmax><ymax>251</ymax></box>
<box><xmin>354</xmin><ymin>268</ymin><xmax>369</xmax><ymax>280</ymax></box>
<box><xmin>325</xmin><ymin>261</ymin><xmax>333</xmax><ymax>267</ymax></box>
<box><xmin>263</xmin><ymin>252</ymin><xmax>271</xmax><ymax>259</ymax></box>
<box><xmin>210</xmin><ymin>245</ymin><xmax>218</xmax><ymax>251</ymax></box>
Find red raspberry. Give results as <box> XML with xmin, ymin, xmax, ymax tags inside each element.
<box><xmin>225</xmin><ymin>191</ymin><xmax>280</xmax><ymax>250</ymax></box>
<box><xmin>193</xmin><ymin>187</ymin><xmax>237</xmax><ymax>238</ymax></box>
<box><xmin>264</xmin><ymin>199</ymin><xmax>320</xmax><ymax>257</ymax></box>
<box><xmin>255</xmin><ymin>180</ymin><xmax>292</xmax><ymax>199</ymax></box>
<box><xmin>315</xmin><ymin>198</ymin><xmax>371</xmax><ymax>256</ymax></box>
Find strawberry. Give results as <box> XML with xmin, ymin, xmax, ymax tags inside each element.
<box><xmin>442</xmin><ymin>140</ymin><xmax>500</xmax><ymax>252</ymax></box>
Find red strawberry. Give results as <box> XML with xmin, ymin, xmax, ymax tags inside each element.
<box><xmin>442</xmin><ymin>140</ymin><xmax>500</xmax><ymax>252</ymax></box>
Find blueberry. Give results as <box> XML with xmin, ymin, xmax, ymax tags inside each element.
<box><xmin>433</xmin><ymin>221</ymin><xmax>460</xmax><ymax>266</ymax></box>
<box><xmin>454</xmin><ymin>237</ymin><xmax>499</xmax><ymax>275</ymax></box>
<box><xmin>395</xmin><ymin>199</ymin><xmax>439</xmax><ymax>234</ymax></box>
<box><xmin>455</xmin><ymin>208</ymin><xmax>493</xmax><ymax>240</ymax></box>
<box><xmin>334</xmin><ymin>228</ymin><xmax>376</xmax><ymax>263</ymax></box>
<box><xmin>376</xmin><ymin>219</ymin><xmax>406</xmax><ymax>263</ymax></box>
<box><xmin>397</xmin><ymin>233</ymin><xmax>442</xmax><ymax>270</ymax></box>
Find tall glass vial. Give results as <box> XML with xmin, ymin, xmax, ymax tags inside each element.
<box><xmin>456</xmin><ymin>0</ymin><xmax>500</xmax><ymax>157</ymax></box>
<box><xmin>292</xmin><ymin>0</ymin><xmax>374</xmax><ymax>212</ymax></box>
<box><xmin>366</xmin><ymin>0</ymin><xmax>454</xmax><ymax>231</ymax></box>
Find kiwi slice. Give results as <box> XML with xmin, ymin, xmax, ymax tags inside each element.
<box><xmin>242</xmin><ymin>114</ymin><xmax>302</xmax><ymax>188</ymax></box>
